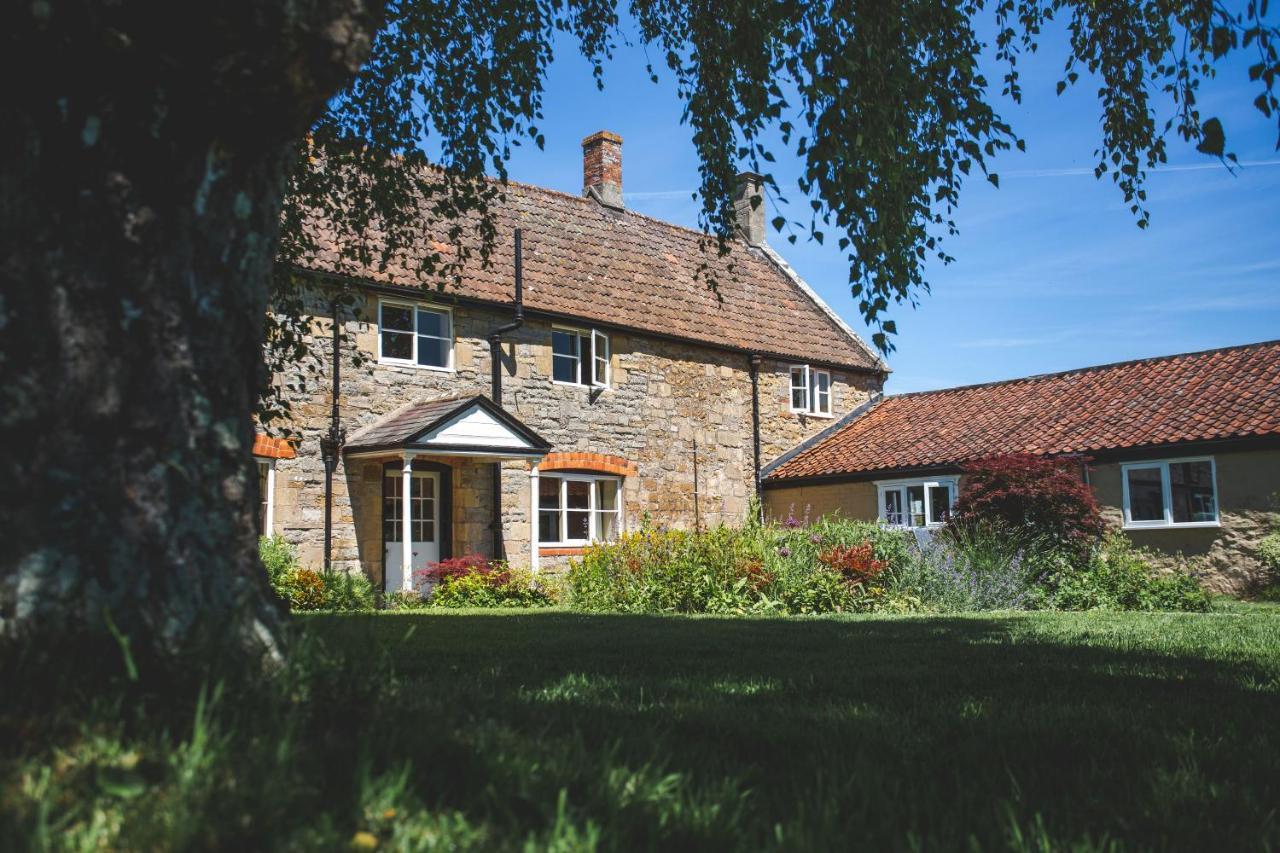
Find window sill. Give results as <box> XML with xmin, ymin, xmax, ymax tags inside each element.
<box><xmin>378</xmin><ymin>359</ymin><xmax>455</xmax><ymax>373</ymax></box>
<box><xmin>1123</xmin><ymin>521</ymin><xmax>1221</xmax><ymax>531</ymax></box>
<box><xmin>790</xmin><ymin>409</ymin><xmax>834</xmax><ymax>419</ymax></box>
<box><xmin>539</xmin><ymin>546</ymin><xmax>590</xmax><ymax>557</ymax></box>
<box><xmin>553</xmin><ymin>379</ymin><xmax>609</xmax><ymax>391</ymax></box>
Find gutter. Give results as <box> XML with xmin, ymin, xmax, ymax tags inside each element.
<box><xmin>762</xmin><ymin>433</ymin><xmax>1280</xmax><ymax>490</ymax></box>
<box><xmin>319</xmin><ymin>297</ymin><xmax>346</xmax><ymax>572</ymax></box>
<box><xmin>286</xmin><ymin>264</ymin><xmax>884</xmax><ymax>377</ymax></box>
<box><xmin>748</xmin><ymin>354</ymin><xmax>763</xmax><ymax>521</ymax></box>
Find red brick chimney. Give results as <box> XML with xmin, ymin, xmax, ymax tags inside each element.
<box><xmin>582</xmin><ymin>130</ymin><xmax>623</xmax><ymax>208</ymax></box>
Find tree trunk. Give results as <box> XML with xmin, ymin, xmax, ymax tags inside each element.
<box><xmin>0</xmin><ymin>1</ymin><xmax>379</xmax><ymax>665</ymax></box>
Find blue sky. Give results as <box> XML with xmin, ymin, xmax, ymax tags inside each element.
<box><xmin>499</xmin><ymin>17</ymin><xmax>1280</xmax><ymax>394</ymax></box>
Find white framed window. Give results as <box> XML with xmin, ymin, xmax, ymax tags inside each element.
<box><xmin>1121</xmin><ymin>457</ymin><xmax>1219</xmax><ymax>529</ymax></box>
<box><xmin>538</xmin><ymin>473</ymin><xmax>622</xmax><ymax>544</ymax></box>
<box><xmin>552</xmin><ymin>327</ymin><xmax>610</xmax><ymax>388</ymax></box>
<box><xmin>789</xmin><ymin>365</ymin><xmax>832</xmax><ymax>416</ymax></box>
<box><xmin>876</xmin><ymin>477</ymin><xmax>957</xmax><ymax>529</ymax></box>
<box><xmin>378</xmin><ymin>299</ymin><xmax>454</xmax><ymax>370</ymax></box>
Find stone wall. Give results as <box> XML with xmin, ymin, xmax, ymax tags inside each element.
<box><xmin>267</xmin><ymin>286</ymin><xmax>882</xmax><ymax>582</ymax></box>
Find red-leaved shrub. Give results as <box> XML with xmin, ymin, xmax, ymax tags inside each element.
<box><xmin>950</xmin><ymin>454</ymin><xmax>1105</xmax><ymax>555</ymax></box>
<box><xmin>818</xmin><ymin>542</ymin><xmax>888</xmax><ymax>586</ymax></box>
<box><xmin>415</xmin><ymin>554</ymin><xmax>508</xmax><ymax>587</ymax></box>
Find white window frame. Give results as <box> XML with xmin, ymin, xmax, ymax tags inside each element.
<box><xmin>538</xmin><ymin>473</ymin><xmax>623</xmax><ymax>545</ymax></box>
<box><xmin>256</xmin><ymin>458</ymin><xmax>276</xmax><ymax>537</ymax></box>
<box><xmin>876</xmin><ymin>476</ymin><xmax>958</xmax><ymax>529</ymax></box>
<box><xmin>377</xmin><ymin>298</ymin><xmax>454</xmax><ymax>371</ymax></box>
<box><xmin>552</xmin><ymin>326</ymin><xmax>610</xmax><ymax>389</ymax></box>
<box><xmin>789</xmin><ymin>364</ymin><xmax>833</xmax><ymax>417</ymax></box>
<box><xmin>592</xmin><ymin>329</ymin><xmax>611</xmax><ymax>387</ymax></box>
<box><xmin>1120</xmin><ymin>456</ymin><xmax>1220</xmax><ymax>530</ymax></box>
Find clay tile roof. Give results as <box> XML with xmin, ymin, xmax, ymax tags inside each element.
<box><xmin>297</xmin><ymin>178</ymin><xmax>883</xmax><ymax>372</ymax></box>
<box><xmin>765</xmin><ymin>340</ymin><xmax>1280</xmax><ymax>481</ymax></box>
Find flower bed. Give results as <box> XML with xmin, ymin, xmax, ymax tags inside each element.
<box><xmin>566</xmin><ymin>513</ymin><xmax>1209</xmax><ymax>615</ymax></box>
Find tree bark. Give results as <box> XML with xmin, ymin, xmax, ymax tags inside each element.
<box><xmin>0</xmin><ymin>1</ymin><xmax>379</xmax><ymax>665</ymax></box>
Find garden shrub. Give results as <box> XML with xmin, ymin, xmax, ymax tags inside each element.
<box><xmin>898</xmin><ymin>522</ymin><xmax>1043</xmax><ymax>611</ymax></box>
<box><xmin>950</xmin><ymin>454</ymin><xmax>1105</xmax><ymax>557</ymax></box>
<box><xmin>260</xmin><ymin>535</ymin><xmax>299</xmax><ymax>586</ymax></box>
<box><xmin>417</xmin><ymin>554</ymin><xmax>493</xmax><ymax>586</ymax></box>
<box><xmin>1260</xmin><ymin>532</ymin><xmax>1280</xmax><ymax>574</ymax></box>
<box><xmin>321</xmin><ymin>570</ymin><xmax>377</xmax><ymax>611</ymax></box>
<box><xmin>416</xmin><ymin>556</ymin><xmax>556</xmax><ymax>608</ymax></box>
<box><xmin>1035</xmin><ymin>533</ymin><xmax>1209</xmax><ymax>612</ymax></box>
<box><xmin>1253</xmin><ymin>531</ymin><xmax>1280</xmax><ymax>601</ymax></box>
<box><xmin>431</xmin><ymin>567</ymin><xmax>555</xmax><ymax>608</ymax></box>
<box><xmin>259</xmin><ymin>536</ymin><xmax>376</xmax><ymax>612</ymax></box>
<box><xmin>567</xmin><ymin>516</ymin><xmax>915</xmax><ymax>615</ymax></box>
<box><xmin>384</xmin><ymin>590</ymin><xmax>426</xmax><ymax>610</ymax></box>
<box><xmin>279</xmin><ymin>568</ymin><xmax>327</xmax><ymax>611</ymax></box>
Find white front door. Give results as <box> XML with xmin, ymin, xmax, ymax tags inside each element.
<box><xmin>384</xmin><ymin>470</ymin><xmax>440</xmax><ymax>593</ymax></box>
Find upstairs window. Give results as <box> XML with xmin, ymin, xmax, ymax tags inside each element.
<box><xmin>552</xmin><ymin>327</ymin><xmax>610</xmax><ymax>388</ymax></box>
<box><xmin>379</xmin><ymin>300</ymin><xmax>453</xmax><ymax>369</ymax></box>
<box><xmin>789</xmin><ymin>365</ymin><xmax>832</xmax><ymax>416</ymax></box>
<box><xmin>1122</xmin><ymin>457</ymin><xmax>1219</xmax><ymax>528</ymax></box>
<box><xmin>538</xmin><ymin>474</ymin><xmax>621</xmax><ymax>545</ymax></box>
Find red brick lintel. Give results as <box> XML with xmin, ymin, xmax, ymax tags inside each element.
<box><xmin>538</xmin><ymin>451</ymin><xmax>636</xmax><ymax>477</ymax></box>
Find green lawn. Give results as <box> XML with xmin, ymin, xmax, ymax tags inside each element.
<box><xmin>299</xmin><ymin>607</ymin><xmax>1280</xmax><ymax>850</ymax></box>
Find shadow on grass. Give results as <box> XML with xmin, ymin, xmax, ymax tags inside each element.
<box><xmin>305</xmin><ymin>611</ymin><xmax>1280</xmax><ymax>850</ymax></box>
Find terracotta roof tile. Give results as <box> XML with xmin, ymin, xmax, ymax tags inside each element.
<box><xmin>297</xmin><ymin>178</ymin><xmax>882</xmax><ymax>371</ymax></box>
<box><xmin>765</xmin><ymin>340</ymin><xmax>1280</xmax><ymax>481</ymax></box>
<box><xmin>252</xmin><ymin>434</ymin><xmax>296</xmax><ymax>459</ymax></box>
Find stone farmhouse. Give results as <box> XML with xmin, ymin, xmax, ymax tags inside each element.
<box><xmin>254</xmin><ymin>131</ymin><xmax>1279</xmax><ymax>595</ymax></box>
<box><xmin>255</xmin><ymin>131</ymin><xmax>887</xmax><ymax>589</ymax></box>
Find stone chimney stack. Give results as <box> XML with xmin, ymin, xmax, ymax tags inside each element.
<box><xmin>733</xmin><ymin>172</ymin><xmax>766</xmax><ymax>246</ymax></box>
<box><xmin>582</xmin><ymin>130</ymin><xmax>623</xmax><ymax>208</ymax></box>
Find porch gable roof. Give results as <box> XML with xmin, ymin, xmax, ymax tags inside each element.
<box><xmin>344</xmin><ymin>394</ymin><xmax>552</xmax><ymax>457</ymax></box>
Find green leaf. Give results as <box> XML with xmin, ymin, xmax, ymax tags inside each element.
<box><xmin>1196</xmin><ymin>118</ymin><xmax>1225</xmax><ymax>157</ymax></box>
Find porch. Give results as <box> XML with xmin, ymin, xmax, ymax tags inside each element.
<box><xmin>343</xmin><ymin>395</ymin><xmax>551</xmax><ymax>593</ymax></box>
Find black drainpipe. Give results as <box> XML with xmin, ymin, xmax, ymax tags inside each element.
<box><xmin>749</xmin><ymin>354</ymin><xmax>763</xmax><ymax>522</ymax></box>
<box><xmin>486</xmin><ymin>229</ymin><xmax>525</xmax><ymax>558</ymax></box>
<box><xmin>319</xmin><ymin>297</ymin><xmax>345</xmax><ymax>572</ymax></box>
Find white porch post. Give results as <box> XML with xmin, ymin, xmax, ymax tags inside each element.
<box><xmin>529</xmin><ymin>461</ymin><xmax>540</xmax><ymax>573</ymax></box>
<box><xmin>264</xmin><ymin>459</ymin><xmax>276</xmax><ymax>536</ymax></box>
<box><xmin>401</xmin><ymin>452</ymin><xmax>413</xmax><ymax>592</ymax></box>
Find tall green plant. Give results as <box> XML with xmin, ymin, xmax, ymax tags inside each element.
<box><xmin>567</xmin><ymin>518</ymin><xmax>915</xmax><ymax>615</ymax></box>
<box><xmin>1037</xmin><ymin>534</ymin><xmax>1209</xmax><ymax>612</ymax></box>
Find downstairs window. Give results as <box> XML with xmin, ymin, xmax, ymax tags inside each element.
<box><xmin>538</xmin><ymin>474</ymin><xmax>621</xmax><ymax>545</ymax></box>
<box><xmin>877</xmin><ymin>478</ymin><xmax>957</xmax><ymax>529</ymax></box>
<box><xmin>1122</xmin><ymin>457</ymin><xmax>1218</xmax><ymax>528</ymax></box>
